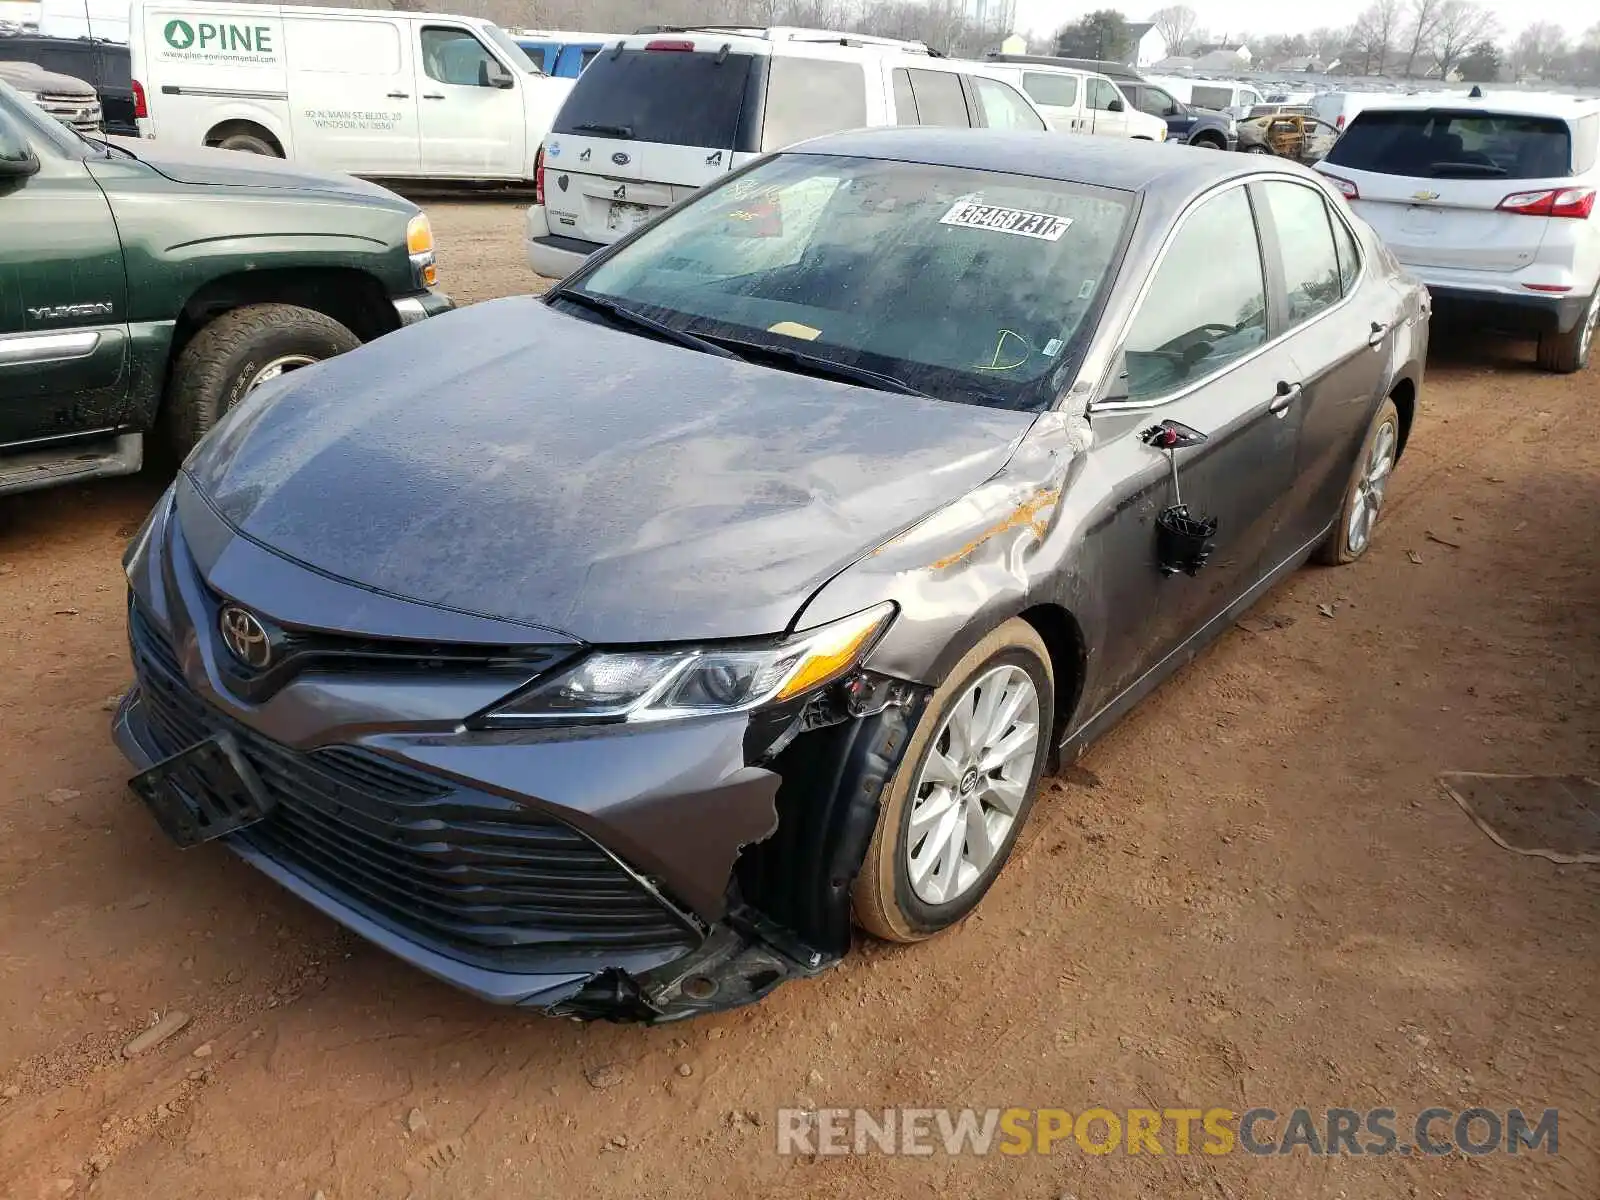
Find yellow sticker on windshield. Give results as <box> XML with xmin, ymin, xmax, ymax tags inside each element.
<box><xmin>768</xmin><ymin>321</ymin><xmax>822</xmax><ymax>341</ymax></box>
<box><xmin>939</xmin><ymin>199</ymin><xmax>1072</xmax><ymax>241</ymax></box>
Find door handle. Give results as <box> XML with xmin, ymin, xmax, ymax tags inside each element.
<box><xmin>1269</xmin><ymin>381</ymin><xmax>1302</xmax><ymax>416</ymax></box>
<box><xmin>422</xmin><ymin>93</ymin><xmax>445</xmax><ymax>100</ymax></box>
<box><xmin>1367</xmin><ymin>321</ymin><xmax>1388</xmax><ymax>349</ymax></box>
<box><xmin>387</xmin><ymin>91</ymin><xmax>410</xmax><ymax>99</ymax></box>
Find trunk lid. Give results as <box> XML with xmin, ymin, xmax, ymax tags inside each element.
<box><xmin>542</xmin><ymin>42</ymin><xmax>763</xmax><ymax>245</ymax></box>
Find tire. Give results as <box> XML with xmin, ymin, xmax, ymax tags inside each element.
<box><xmin>1244</xmin><ymin>144</ymin><xmax>1273</xmax><ymax>155</ymax></box>
<box><xmin>1316</xmin><ymin>397</ymin><xmax>1400</xmax><ymax>566</ymax></box>
<box><xmin>1190</xmin><ymin>134</ymin><xmax>1224</xmax><ymax>150</ymax></box>
<box><xmin>852</xmin><ymin>618</ymin><xmax>1055</xmax><ymax>943</ymax></box>
<box><xmin>1535</xmin><ymin>288</ymin><xmax>1598</xmax><ymax>374</ymax></box>
<box><xmin>215</xmin><ymin>131</ymin><xmax>280</xmax><ymax>156</ymax></box>
<box><xmin>161</xmin><ymin>303</ymin><xmax>359</xmax><ymax>462</ymax></box>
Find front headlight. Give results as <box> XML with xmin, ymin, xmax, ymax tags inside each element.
<box><xmin>406</xmin><ymin>213</ymin><xmax>438</xmax><ymax>287</ymax></box>
<box><xmin>478</xmin><ymin>603</ymin><xmax>895</xmax><ymax>725</ymax></box>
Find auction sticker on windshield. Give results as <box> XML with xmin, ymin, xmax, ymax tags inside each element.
<box><xmin>939</xmin><ymin>199</ymin><xmax>1072</xmax><ymax>241</ymax></box>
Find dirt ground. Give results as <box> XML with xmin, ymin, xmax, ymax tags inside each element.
<box><xmin>1</xmin><ymin>198</ymin><xmax>1598</xmax><ymax>1200</ymax></box>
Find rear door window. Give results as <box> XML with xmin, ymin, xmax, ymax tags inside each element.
<box><xmin>552</xmin><ymin>47</ymin><xmax>757</xmax><ymax>150</ymax></box>
<box><xmin>760</xmin><ymin>57</ymin><xmax>867</xmax><ymax>151</ymax></box>
<box><xmin>892</xmin><ymin>67</ymin><xmax>918</xmax><ymax>123</ymax></box>
<box><xmin>1022</xmin><ymin>71</ymin><xmax>1078</xmax><ymax>109</ymax></box>
<box><xmin>971</xmin><ymin>76</ymin><xmax>1046</xmax><ymax>130</ymax></box>
<box><xmin>906</xmin><ymin>68</ymin><xmax>970</xmax><ymax>127</ymax></box>
<box><xmin>1260</xmin><ymin>182</ymin><xmax>1343</xmax><ymax>327</ymax></box>
<box><xmin>1324</xmin><ymin>109</ymin><xmax>1574</xmax><ymax>179</ymax></box>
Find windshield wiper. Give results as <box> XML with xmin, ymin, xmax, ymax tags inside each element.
<box><xmin>550</xmin><ymin>291</ymin><xmax>739</xmax><ymax>359</ymax></box>
<box><xmin>1428</xmin><ymin>161</ymin><xmax>1507</xmax><ymax>177</ymax></box>
<box><xmin>571</xmin><ymin>122</ymin><xmax>633</xmax><ymax>138</ymax></box>
<box><xmin>696</xmin><ymin>334</ymin><xmax>934</xmax><ymax>399</ymax></box>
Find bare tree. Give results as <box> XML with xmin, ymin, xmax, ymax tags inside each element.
<box><xmin>1431</xmin><ymin>0</ymin><xmax>1497</xmax><ymax>78</ymax></box>
<box><xmin>1348</xmin><ymin>0</ymin><xmax>1401</xmax><ymax>74</ymax></box>
<box><xmin>1400</xmin><ymin>0</ymin><xmax>1444</xmax><ymax>75</ymax></box>
<box><xmin>1149</xmin><ymin>4</ymin><xmax>1197</xmax><ymax>56</ymax></box>
<box><xmin>1510</xmin><ymin>21</ymin><xmax>1566</xmax><ymax>79</ymax></box>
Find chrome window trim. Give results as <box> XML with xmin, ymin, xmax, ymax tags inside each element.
<box><xmin>1089</xmin><ymin>171</ymin><xmax>1368</xmax><ymax>414</ymax></box>
<box><xmin>0</xmin><ymin>328</ymin><xmax>104</xmax><ymax>367</ymax></box>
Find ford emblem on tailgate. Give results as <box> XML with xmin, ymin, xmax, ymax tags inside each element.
<box><xmin>612</xmin><ymin>152</ymin><xmax>631</xmax><ymax>165</ymax></box>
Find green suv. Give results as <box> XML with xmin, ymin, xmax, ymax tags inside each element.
<box><xmin>0</xmin><ymin>79</ymin><xmax>451</xmax><ymax>495</ymax></box>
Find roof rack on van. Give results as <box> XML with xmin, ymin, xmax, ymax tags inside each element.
<box><xmin>633</xmin><ymin>24</ymin><xmax>934</xmax><ymax>53</ymax></box>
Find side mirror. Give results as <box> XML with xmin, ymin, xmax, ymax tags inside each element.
<box><xmin>0</xmin><ymin>122</ymin><xmax>40</xmax><ymax>180</ymax></box>
<box><xmin>1107</xmin><ymin>98</ymin><xmax>1124</xmax><ymax>112</ymax></box>
<box><xmin>484</xmin><ymin>58</ymin><xmax>514</xmax><ymax>89</ymax></box>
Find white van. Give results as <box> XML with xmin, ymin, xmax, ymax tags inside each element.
<box><xmin>130</xmin><ymin>0</ymin><xmax>572</xmax><ymax>181</ymax></box>
<box><xmin>976</xmin><ymin>61</ymin><xmax>1167</xmax><ymax>140</ymax></box>
<box><xmin>1144</xmin><ymin>75</ymin><xmax>1264</xmax><ymax>119</ymax></box>
<box><xmin>525</xmin><ymin>27</ymin><xmax>1051</xmax><ymax>279</ymax></box>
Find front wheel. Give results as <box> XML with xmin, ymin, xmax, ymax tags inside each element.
<box><xmin>1317</xmin><ymin>397</ymin><xmax>1400</xmax><ymax>565</ymax></box>
<box><xmin>216</xmin><ymin>131</ymin><xmax>280</xmax><ymax>156</ymax></box>
<box><xmin>161</xmin><ymin>303</ymin><xmax>360</xmax><ymax>462</ymax></box>
<box><xmin>852</xmin><ymin>619</ymin><xmax>1054</xmax><ymax>942</ymax></box>
<box><xmin>1244</xmin><ymin>144</ymin><xmax>1273</xmax><ymax>155</ymax></box>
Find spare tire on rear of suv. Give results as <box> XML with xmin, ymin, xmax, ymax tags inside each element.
<box><xmin>161</xmin><ymin>303</ymin><xmax>360</xmax><ymax>461</ymax></box>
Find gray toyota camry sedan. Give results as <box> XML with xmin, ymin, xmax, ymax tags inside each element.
<box><xmin>115</xmin><ymin>129</ymin><xmax>1427</xmax><ymax>1019</ymax></box>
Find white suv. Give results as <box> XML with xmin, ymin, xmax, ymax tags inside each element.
<box><xmin>1317</xmin><ymin>93</ymin><xmax>1600</xmax><ymax>372</ymax></box>
<box><xmin>524</xmin><ymin>26</ymin><xmax>1051</xmax><ymax>279</ymax></box>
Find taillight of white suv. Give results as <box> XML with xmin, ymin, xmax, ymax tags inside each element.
<box><xmin>1496</xmin><ymin>188</ymin><xmax>1596</xmax><ymax>219</ymax></box>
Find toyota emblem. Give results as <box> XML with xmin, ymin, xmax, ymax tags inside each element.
<box><xmin>219</xmin><ymin>605</ymin><xmax>273</xmax><ymax>670</ymax></box>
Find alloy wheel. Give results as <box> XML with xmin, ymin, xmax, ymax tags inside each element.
<box><xmin>244</xmin><ymin>354</ymin><xmax>318</xmax><ymax>394</ymax></box>
<box><xmin>905</xmin><ymin>664</ymin><xmax>1041</xmax><ymax>905</ymax></box>
<box><xmin>1347</xmin><ymin>418</ymin><xmax>1397</xmax><ymax>555</ymax></box>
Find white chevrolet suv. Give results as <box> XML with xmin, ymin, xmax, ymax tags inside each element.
<box><xmin>1317</xmin><ymin>92</ymin><xmax>1600</xmax><ymax>373</ymax></box>
<box><xmin>524</xmin><ymin>26</ymin><xmax>1053</xmax><ymax>280</ymax></box>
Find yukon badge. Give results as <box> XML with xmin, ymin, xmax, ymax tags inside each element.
<box><xmin>27</xmin><ymin>301</ymin><xmax>114</xmax><ymax>321</ymax></box>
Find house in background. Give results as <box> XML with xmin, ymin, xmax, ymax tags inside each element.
<box><xmin>999</xmin><ymin>32</ymin><xmax>1028</xmax><ymax>55</ymax></box>
<box><xmin>1193</xmin><ymin>41</ymin><xmax>1252</xmax><ymax>65</ymax></box>
<box><xmin>1123</xmin><ymin>22</ymin><xmax>1168</xmax><ymax>67</ymax></box>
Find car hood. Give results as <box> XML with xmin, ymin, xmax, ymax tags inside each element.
<box><xmin>107</xmin><ymin>136</ymin><xmax>404</xmax><ymax>201</ymax></box>
<box><xmin>184</xmin><ymin>297</ymin><xmax>1036</xmax><ymax>644</ymax></box>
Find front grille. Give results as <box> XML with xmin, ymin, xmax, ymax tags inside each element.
<box><xmin>36</xmin><ymin>93</ymin><xmax>102</xmax><ymax>131</ymax></box>
<box><xmin>128</xmin><ymin>606</ymin><xmax>696</xmax><ymax>970</ymax></box>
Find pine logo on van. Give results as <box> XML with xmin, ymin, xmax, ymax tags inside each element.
<box><xmin>160</xmin><ymin>17</ymin><xmax>276</xmax><ymax>58</ymax></box>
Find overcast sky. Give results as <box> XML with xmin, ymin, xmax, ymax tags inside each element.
<box><xmin>1016</xmin><ymin>0</ymin><xmax>1599</xmax><ymax>39</ymax></box>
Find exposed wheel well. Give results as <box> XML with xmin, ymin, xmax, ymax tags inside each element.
<box><xmin>1016</xmin><ymin>602</ymin><xmax>1087</xmax><ymax>761</ymax></box>
<box><xmin>1389</xmin><ymin>377</ymin><xmax>1416</xmax><ymax>456</ymax></box>
<box><xmin>203</xmin><ymin>120</ymin><xmax>284</xmax><ymax>156</ymax></box>
<box><xmin>163</xmin><ymin>268</ymin><xmax>398</xmax><ymax>398</ymax></box>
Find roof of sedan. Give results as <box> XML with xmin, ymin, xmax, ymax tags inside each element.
<box><xmin>794</xmin><ymin>128</ymin><xmax>1271</xmax><ymax>194</ymax></box>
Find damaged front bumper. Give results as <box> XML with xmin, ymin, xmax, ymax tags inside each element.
<box><xmin>113</xmin><ymin>487</ymin><xmax>925</xmax><ymax>1020</ymax></box>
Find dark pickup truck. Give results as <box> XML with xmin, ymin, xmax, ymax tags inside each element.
<box><xmin>989</xmin><ymin>55</ymin><xmax>1237</xmax><ymax>150</ymax></box>
<box><xmin>0</xmin><ymin>77</ymin><xmax>451</xmax><ymax>496</ymax></box>
<box><xmin>0</xmin><ymin>33</ymin><xmax>135</xmax><ymax>136</ymax></box>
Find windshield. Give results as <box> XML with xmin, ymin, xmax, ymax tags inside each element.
<box><xmin>0</xmin><ymin>78</ymin><xmax>82</xmax><ymax>156</ymax></box>
<box><xmin>1324</xmin><ymin>109</ymin><xmax>1573</xmax><ymax>179</ymax></box>
<box><xmin>481</xmin><ymin>23</ymin><xmax>544</xmax><ymax>74</ymax></box>
<box><xmin>563</xmin><ymin>153</ymin><xmax>1135</xmax><ymax>411</ymax></box>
